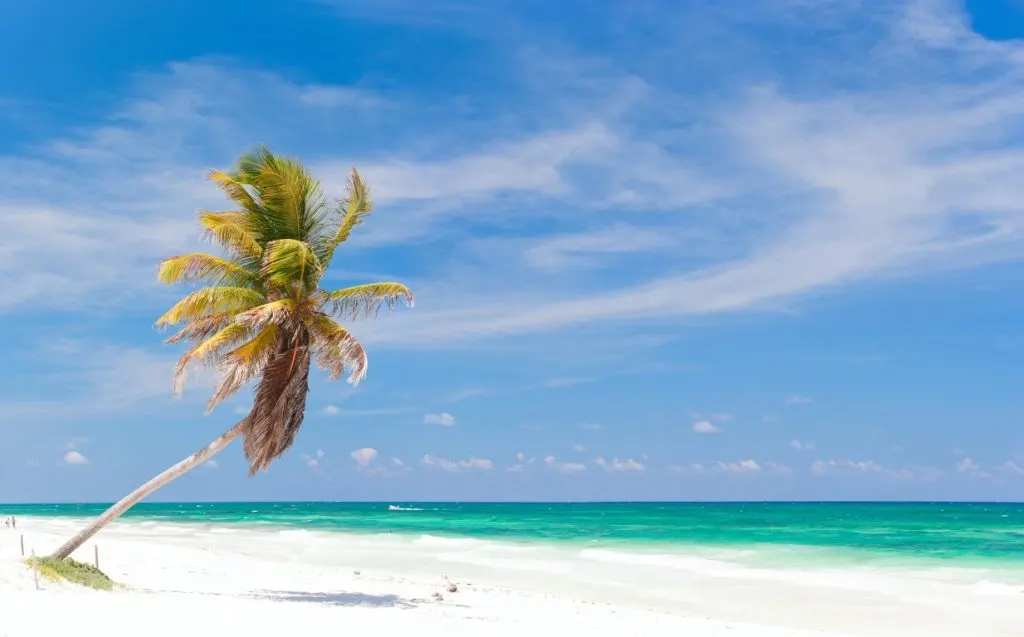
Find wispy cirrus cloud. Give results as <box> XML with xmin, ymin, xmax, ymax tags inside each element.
<box><xmin>4</xmin><ymin>2</ymin><xmax>1024</xmax><ymax>359</ymax></box>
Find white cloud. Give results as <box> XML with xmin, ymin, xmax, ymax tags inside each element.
<box><xmin>301</xmin><ymin>449</ymin><xmax>327</xmax><ymax>474</ymax></box>
<box><xmin>789</xmin><ymin>440</ymin><xmax>815</xmax><ymax>451</ymax></box>
<box><xmin>391</xmin><ymin>457</ymin><xmax>406</xmax><ymax>468</ymax></box>
<box><xmin>350</xmin><ymin>447</ymin><xmax>379</xmax><ymax>468</ymax></box>
<box><xmin>323</xmin><ymin>405</ymin><xmax>341</xmax><ymax>416</ymax></box>
<box><xmin>572</xmin><ymin>444</ymin><xmax>585</xmax><ymax>453</ymax></box>
<box><xmin>692</xmin><ymin>420</ymin><xmax>720</xmax><ymax>434</ymax></box>
<box><xmin>524</xmin><ymin>224</ymin><xmax>677</xmax><ymax>271</ymax></box>
<box><xmin>544</xmin><ymin>455</ymin><xmax>587</xmax><ymax>474</ymax></box>
<box><xmin>1002</xmin><ymin>461</ymin><xmax>1024</xmax><ymax>476</ymax></box>
<box><xmin>63</xmin><ymin>450</ymin><xmax>88</xmax><ymax>466</ymax></box>
<box><xmin>717</xmin><ymin>459</ymin><xmax>760</xmax><ymax>474</ymax></box>
<box><xmin>594</xmin><ymin>456</ymin><xmax>646</xmax><ymax>472</ymax></box>
<box><xmin>666</xmin><ymin>460</ymin><xmax>789</xmax><ymax>476</ymax></box>
<box><xmin>785</xmin><ymin>395</ymin><xmax>812</xmax><ymax>405</ymax></box>
<box><xmin>203</xmin><ymin>460</ymin><xmax>218</xmax><ymax>469</ymax></box>
<box><xmin>6</xmin><ymin>2</ymin><xmax>1024</xmax><ymax>358</ymax></box>
<box><xmin>763</xmin><ymin>461</ymin><xmax>794</xmax><ymax>476</ymax></box>
<box><xmin>955</xmin><ymin>457</ymin><xmax>991</xmax><ymax>478</ymax></box>
<box><xmin>955</xmin><ymin>457</ymin><xmax>979</xmax><ymax>473</ymax></box>
<box><xmin>423</xmin><ymin>412</ymin><xmax>456</xmax><ymax>426</ymax></box>
<box><xmin>420</xmin><ymin>454</ymin><xmax>493</xmax><ymax>472</ymax></box>
<box><xmin>810</xmin><ymin>459</ymin><xmax>938</xmax><ymax>480</ymax></box>
<box><xmin>578</xmin><ymin>423</ymin><xmax>602</xmax><ymax>430</ymax></box>
<box><xmin>1</xmin><ymin>342</ymin><xmax>218</xmax><ymax>423</ymax></box>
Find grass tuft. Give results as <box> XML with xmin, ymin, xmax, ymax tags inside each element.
<box><xmin>26</xmin><ymin>556</ymin><xmax>116</xmax><ymax>591</ymax></box>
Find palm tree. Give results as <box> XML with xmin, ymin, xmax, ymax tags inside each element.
<box><xmin>50</xmin><ymin>147</ymin><xmax>412</xmax><ymax>560</ymax></box>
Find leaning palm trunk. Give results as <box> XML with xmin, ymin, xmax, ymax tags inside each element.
<box><xmin>49</xmin><ymin>420</ymin><xmax>246</xmax><ymax>560</ymax></box>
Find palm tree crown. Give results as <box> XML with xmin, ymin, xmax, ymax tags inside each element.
<box><xmin>154</xmin><ymin>146</ymin><xmax>412</xmax><ymax>474</ymax></box>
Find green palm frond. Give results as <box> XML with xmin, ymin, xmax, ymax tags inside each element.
<box><xmin>158</xmin><ymin>253</ymin><xmax>256</xmax><ymax>287</ymax></box>
<box><xmin>155</xmin><ymin>287</ymin><xmax>265</xmax><ymax>329</ymax></box>
<box><xmin>197</xmin><ymin>211</ymin><xmax>263</xmax><ymax>259</ymax></box>
<box><xmin>320</xmin><ymin>168</ymin><xmax>372</xmax><ymax>267</ymax></box>
<box><xmin>261</xmin><ymin>239</ymin><xmax>323</xmax><ymax>291</ymax></box>
<box><xmin>208</xmin><ymin>170</ymin><xmax>261</xmax><ymax>216</ymax></box>
<box><xmin>315</xmin><ymin>282</ymin><xmax>413</xmax><ymax>320</ymax></box>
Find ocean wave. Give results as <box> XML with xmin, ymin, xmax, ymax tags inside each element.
<box><xmin>388</xmin><ymin>505</ymin><xmax>424</xmax><ymax>511</ymax></box>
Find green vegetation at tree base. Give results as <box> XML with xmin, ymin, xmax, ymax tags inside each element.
<box><xmin>27</xmin><ymin>556</ymin><xmax>115</xmax><ymax>591</ymax></box>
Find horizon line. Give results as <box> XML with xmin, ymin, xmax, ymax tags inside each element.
<box><xmin>2</xmin><ymin>499</ymin><xmax>1022</xmax><ymax>506</ymax></box>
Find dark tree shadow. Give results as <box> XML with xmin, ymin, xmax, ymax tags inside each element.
<box><xmin>251</xmin><ymin>589</ymin><xmax>417</xmax><ymax>608</ymax></box>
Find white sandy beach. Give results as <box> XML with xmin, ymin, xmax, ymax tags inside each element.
<box><xmin>1</xmin><ymin>519</ymin><xmax>1021</xmax><ymax>637</ymax></box>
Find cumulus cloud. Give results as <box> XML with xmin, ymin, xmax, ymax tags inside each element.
<box><xmin>789</xmin><ymin>439</ymin><xmax>815</xmax><ymax>451</ymax></box>
<box><xmin>350</xmin><ymin>447</ymin><xmax>379</xmax><ymax>468</ymax></box>
<box><xmin>423</xmin><ymin>412</ymin><xmax>455</xmax><ymax>426</ymax></box>
<box><xmin>323</xmin><ymin>405</ymin><xmax>341</xmax><ymax>416</ymax></box>
<box><xmin>62</xmin><ymin>450</ymin><xmax>88</xmax><ymax>465</ymax></box>
<box><xmin>421</xmin><ymin>454</ymin><xmax>493</xmax><ymax>472</ymax></box>
<box><xmin>572</xmin><ymin>444</ymin><xmax>586</xmax><ymax>453</ymax></box>
<box><xmin>544</xmin><ymin>455</ymin><xmax>587</xmax><ymax>474</ymax></box>
<box><xmin>593</xmin><ymin>456</ymin><xmax>646</xmax><ymax>472</ymax></box>
<box><xmin>692</xmin><ymin>420</ymin><xmax>720</xmax><ymax>434</ymax></box>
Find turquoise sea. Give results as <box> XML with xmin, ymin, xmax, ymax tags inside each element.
<box><xmin>4</xmin><ymin>501</ymin><xmax>1024</xmax><ymax>569</ymax></box>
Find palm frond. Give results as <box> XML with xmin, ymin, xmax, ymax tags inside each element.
<box><xmin>208</xmin><ymin>170</ymin><xmax>260</xmax><ymax>215</ymax></box>
<box><xmin>261</xmin><ymin>239</ymin><xmax>323</xmax><ymax>291</ymax></box>
<box><xmin>172</xmin><ymin>322</ymin><xmax>251</xmax><ymax>396</ymax></box>
<box><xmin>315</xmin><ymin>282</ymin><xmax>413</xmax><ymax>320</ymax></box>
<box><xmin>158</xmin><ymin>253</ymin><xmax>255</xmax><ymax>287</ymax></box>
<box><xmin>320</xmin><ymin>168</ymin><xmax>372</xmax><ymax>266</ymax></box>
<box><xmin>237</xmin><ymin>146</ymin><xmax>329</xmax><ymax>243</ymax></box>
<box><xmin>165</xmin><ymin>314</ymin><xmax>233</xmax><ymax>345</ymax></box>
<box><xmin>234</xmin><ymin>299</ymin><xmax>298</xmax><ymax>331</ymax></box>
<box><xmin>206</xmin><ymin>325</ymin><xmax>281</xmax><ymax>413</ymax></box>
<box><xmin>308</xmin><ymin>313</ymin><xmax>368</xmax><ymax>384</ymax></box>
<box><xmin>197</xmin><ymin>211</ymin><xmax>263</xmax><ymax>259</ymax></box>
<box><xmin>155</xmin><ymin>287</ymin><xmax>265</xmax><ymax>329</ymax></box>
<box><xmin>243</xmin><ymin>345</ymin><xmax>311</xmax><ymax>474</ymax></box>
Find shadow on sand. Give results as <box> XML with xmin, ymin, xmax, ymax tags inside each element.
<box><xmin>251</xmin><ymin>589</ymin><xmax>417</xmax><ymax>608</ymax></box>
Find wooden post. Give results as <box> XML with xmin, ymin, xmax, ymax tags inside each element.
<box><xmin>20</xmin><ymin>534</ymin><xmax>24</xmax><ymax>556</ymax></box>
<box><xmin>94</xmin><ymin>545</ymin><xmax>99</xmax><ymax>570</ymax></box>
<box><xmin>31</xmin><ymin>549</ymin><xmax>39</xmax><ymax>590</ymax></box>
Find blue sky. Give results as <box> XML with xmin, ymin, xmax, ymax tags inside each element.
<box><xmin>2</xmin><ymin>0</ymin><xmax>1024</xmax><ymax>503</ymax></box>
